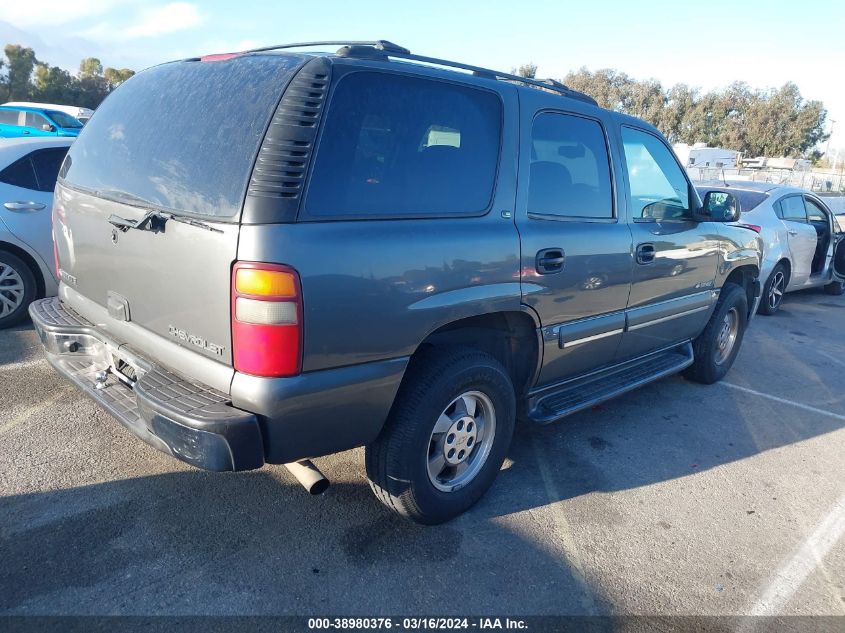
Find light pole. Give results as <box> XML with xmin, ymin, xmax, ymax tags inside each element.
<box><xmin>824</xmin><ymin>119</ymin><xmax>836</xmax><ymax>163</ymax></box>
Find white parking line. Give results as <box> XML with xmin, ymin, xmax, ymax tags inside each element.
<box><xmin>816</xmin><ymin>349</ymin><xmax>845</xmax><ymax>369</ymax></box>
<box><xmin>721</xmin><ymin>382</ymin><xmax>845</xmax><ymax>422</ymax></box>
<box><xmin>530</xmin><ymin>433</ymin><xmax>598</xmax><ymax>615</ymax></box>
<box><xmin>0</xmin><ymin>389</ymin><xmax>69</xmax><ymax>436</ymax></box>
<box><xmin>746</xmin><ymin>494</ymin><xmax>845</xmax><ymax>616</ymax></box>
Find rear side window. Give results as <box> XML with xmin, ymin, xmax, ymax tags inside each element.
<box><xmin>0</xmin><ymin>110</ymin><xmax>19</xmax><ymax>125</ymax></box>
<box><xmin>0</xmin><ymin>155</ymin><xmax>38</xmax><ymax>190</ymax></box>
<box><xmin>60</xmin><ymin>55</ymin><xmax>303</xmax><ymax>218</ymax></box>
<box><xmin>780</xmin><ymin>196</ymin><xmax>807</xmax><ymax>222</ymax></box>
<box><xmin>528</xmin><ymin>112</ymin><xmax>613</xmax><ymax>218</ymax></box>
<box><xmin>304</xmin><ymin>72</ymin><xmax>502</xmax><ymax>218</ymax></box>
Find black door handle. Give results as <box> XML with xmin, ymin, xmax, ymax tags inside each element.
<box><xmin>536</xmin><ymin>248</ymin><xmax>565</xmax><ymax>274</ymax></box>
<box><xmin>636</xmin><ymin>243</ymin><xmax>656</xmax><ymax>265</ymax></box>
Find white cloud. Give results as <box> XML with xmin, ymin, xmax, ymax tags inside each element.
<box><xmin>123</xmin><ymin>2</ymin><xmax>202</xmax><ymax>38</ymax></box>
<box><xmin>0</xmin><ymin>0</ymin><xmax>124</xmax><ymax>27</ymax></box>
<box><xmin>80</xmin><ymin>2</ymin><xmax>203</xmax><ymax>41</ymax></box>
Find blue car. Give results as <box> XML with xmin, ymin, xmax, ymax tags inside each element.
<box><xmin>0</xmin><ymin>106</ymin><xmax>83</xmax><ymax>138</ymax></box>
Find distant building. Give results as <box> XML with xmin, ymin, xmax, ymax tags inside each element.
<box><xmin>673</xmin><ymin>143</ymin><xmax>739</xmax><ymax>169</ymax></box>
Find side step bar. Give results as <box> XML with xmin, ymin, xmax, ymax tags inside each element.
<box><xmin>526</xmin><ymin>343</ymin><xmax>694</xmax><ymax>424</ymax></box>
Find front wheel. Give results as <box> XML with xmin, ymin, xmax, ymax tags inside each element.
<box><xmin>365</xmin><ymin>348</ymin><xmax>516</xmax><ymax>525</ymax></box>
<box><xmin>684</xmin><ymin>283</ymin><xmax>748</xmax><ymax>385</ymax></box>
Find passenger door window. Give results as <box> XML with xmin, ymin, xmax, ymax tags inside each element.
<box><xmin>527</xmin><ymin>112</ymin><xmax>614</xmax><ymax>219</ymax></box>
<box><xmin>621</xmin><ymin>127</ymin><xmax>691</xmax><ymax>221</ymax></box>
<box><xmin>305</xmin><ymin>72</ymin><xmax>502</xmax><ymax>218</ymax></box>
<box><xmin>780</xmin><ymin>196</ymin><xmax>808</xmax><ymax>222</ymax></box>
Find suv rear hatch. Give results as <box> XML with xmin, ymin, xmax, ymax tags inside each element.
<box><xmin>53</xmin><ymin>53</ymin><xmax>307</xmax><ymax>385</ymax></box>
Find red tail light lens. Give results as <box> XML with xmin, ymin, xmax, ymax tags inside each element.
<box><xmin>737</xmin><ymin>223</ymin><xmax>762</xmax><ymax>233</ymax></box>
<box><xmin>232</xmin><ymin>262</ymin><xmax>302</xmax><ymax>377</ymax></box>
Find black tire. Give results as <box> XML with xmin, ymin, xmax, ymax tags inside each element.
<box><xmin>0</xmin><ymin>250</ymin><xmax>37</xmax><ymax>329</ymax></box>
<box><xmin>757</xmin><ymin>263</ymin><xmax>788</xmax><ymax>315</ymax></box>
<box><xmin>684</xmin><ymin>283</ymin><xmax>748</xmax><ymax>385</ymax></box>
<box><xmin>365</xmin><ymin>347</ymin><xmax>516</xmax><ymax>525</ymax></box>
<box><xmin>823</xmin><ymin>280</ymin><xmax>845</xmax><ymax>296</ymax></box>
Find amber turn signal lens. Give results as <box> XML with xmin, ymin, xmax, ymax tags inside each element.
<box><xmin>235</xmin><ymin>268</ymin><xmax>297</xmax><ymax>297</ymax></box>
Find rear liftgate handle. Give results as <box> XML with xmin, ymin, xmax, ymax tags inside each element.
<box><xmin>536</xmin><ymin>248</ymin><xmax>565</xmax><ymax>274</ymax></box>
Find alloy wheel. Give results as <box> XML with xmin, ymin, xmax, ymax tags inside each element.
<box><xmin>714</xmin><ymin>307</ymin><xmax>739</xmax><ymax>365</ymax></box>
<box><xmin>427</xmin><ymin>391</ymin><xmax>496</xmax><ymax>493</ymax></box>
<box><xmin>0</xmin><ymin>262</ymin><xmax>25</xmax><ymax>318</ymax></box>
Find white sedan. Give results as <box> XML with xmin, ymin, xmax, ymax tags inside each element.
<box><xmin>696</xmin><ymin>182</ymin><xmax>845</xmax><ymax>315</ymax></box>
<box><xmin>0</xmin><ymin>137</ymin><xmax>73</xmax><ymax>327</ymax></box>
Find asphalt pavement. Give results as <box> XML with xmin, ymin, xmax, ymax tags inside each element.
<box><xmin>1</xmin><ymin>289</ymin><xmax>843</xmax><ymax>618</ymax></box>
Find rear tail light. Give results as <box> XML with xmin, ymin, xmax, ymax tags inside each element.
<box><xmin>737</xmin><ymin>223</ymin><xmax>762</xmax><ymax>233</ymax></box>
<box><xmin>232</xmin><ymin>262</ymin><xmax>302</xmax><ymax>377</ymax></box>
<box><xmin>51</xmin><ymin>205</ymin><xmax>62</xmax><ymax>279</ymax></box>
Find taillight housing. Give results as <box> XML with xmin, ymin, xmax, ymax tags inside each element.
<box><xmin>737</xmin><ymin>223</ymin><xmax>762</xmax><ymax>233</ymax></box>
<box><xmin>232</xmin><ymin>262</ymin><xmax>303</xmax><ymax>377</ymax></box>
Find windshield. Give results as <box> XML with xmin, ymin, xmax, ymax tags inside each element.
<box><xmin>46</xmin><ymin>111</ymin><xmax>83</xmax><ymax>129</ymax></box>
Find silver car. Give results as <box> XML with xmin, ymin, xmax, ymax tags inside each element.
<box><xmin>0</xmin><ymin>137</ymin><xmax>72</xmax><ymax>327</ymax></box>
<box><xmin>696</xmin><ymin>182</ymin><xmax>845</xmax><ymax>314</ymax></box>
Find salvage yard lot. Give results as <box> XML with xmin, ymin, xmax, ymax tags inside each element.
<box><xmin>1</xmin><ymin>290</ymin><xmax>843</xmax><ymax>616</ymax></box>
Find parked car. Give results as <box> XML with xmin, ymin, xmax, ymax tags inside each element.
<box><xmin>0</xmin><ymin>105</ymin><xmax>83</xmax><ymax>138</ymax></box>
<box><xmin>0</xmin><ymin>137</ymin><xmax>71</xmax><ymax>327</ymax></box>
<box><xmin>695</xmin><ymin>182</ymin><xmax>845</xmax><ymax>314</ymax></box>
<box><xmin>29</xmin><ymin>41</ymin><xmax>763</xmax><ymax>524</ymax></box>
<box><xmin>3</xmin><ymin>102</ymin><xmax>94</xmax><ymax>124</ymax></box>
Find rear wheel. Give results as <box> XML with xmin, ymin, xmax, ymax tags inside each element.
<box><xmin>823</xmin><ymin>280</ymin><xmax>844</xmax><ymax>296</ymax></box>
<box><xmin>685</xmin><ymin>283</ymin><xmax>748</xmax><ymax>385</ymax></box>
<box><xmin>758</xmin><ymin>263</ymin><xmax>787</xmax><ymax>315</ymax></box>
<box><xmin>0</xmin><ymin>251</ymin><xmax>37</xmax><ymax>329</ymax></box>
<box><xmin>365</xmin><ymin>347</ymin><xmax>515</xmax><ymax>525</ymax></box>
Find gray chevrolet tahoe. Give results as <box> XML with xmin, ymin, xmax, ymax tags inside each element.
<box><xmin>29</xmin><ymin>41</ymin><xmax>762</xmax><ymax>524</ymax></box>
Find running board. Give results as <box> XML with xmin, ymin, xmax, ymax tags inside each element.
<box><xmin>526</xmin><ymin>342</ymin><xmax>694</xmax><ymax>425</ymax></box>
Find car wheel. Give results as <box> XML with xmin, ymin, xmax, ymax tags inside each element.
<box><xmin>823</xmin><ymin>280</ymin><xmax>845</xmax><ymax>296</ymax></box>
<box><xmin>365</xmin><ymin>347</ymin><xmax>516</xmax><ymax>525</ymax></box>
<box><xmin>758</xmin><ymin>263</ymin><xmax>787</xmax><ymax>315</ymax></box>
<box><xmin>0</xmin><ymin>251</ymin><xmax>37</xmax><ymax>329</ymax></box>
<box><xmin>684</xmin><ymin>283</ymin><xmax>748</xmax><ymax>385</ymax></box>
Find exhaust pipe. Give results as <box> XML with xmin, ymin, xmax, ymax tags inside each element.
<box><xmin>284</xmin><ymin>460</ymin><xmax>329</xmax><ymax>495</ymax></box>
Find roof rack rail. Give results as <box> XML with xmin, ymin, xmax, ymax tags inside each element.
<box><xmin>241</xmin><ymin>40</ymin><xmax>597</xmax><ymax>106</ymax></box>
<box><xmin>242</xmin><ymin>40</ymin><xmax>410</xmax><ymax>55</ymax></box>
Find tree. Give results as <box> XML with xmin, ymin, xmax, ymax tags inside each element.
<box><xmin>78</xmin><ymin>57</ymin><xmax>103</xmax><ymax>78</ymax></box>
<box><xmin>558</xmin><ymin>68</ymin><xmax>828</xmax><ymax>158</ymax></box>
<box><xmin>515</xmin><ymin>63</ymin><xmax>537</xmax><ymax>79</ymax></box>
<box><xmin>2</xmin><ymin>44</ymin><xmax>37</xmax><ymax>101</ymax></box>
<box><xmin>104</xmin><ymin>67</ymin><xmax>135</xmax><ymax>89</ymax></box>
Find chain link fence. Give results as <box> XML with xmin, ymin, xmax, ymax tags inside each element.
<box><xmin>687</xmin><ymin>167</ymin><xmax>845</xmax><ymax>193</ymax></box>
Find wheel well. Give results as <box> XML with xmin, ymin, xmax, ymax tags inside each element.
<box><xmin>0</xmin><ymin>241</ymin><xmax>45</xmax><ymax>299</ymax></box>
<box><xmin>724</xmin><ymin>265</ymin><xmax>758</xmax><ymax>316</ymax></box>
<box><xmin>414</xmin><ymin>312</ymin><xmax>539</xmax><ymax>397</ymax></box>
<box><xmin>774</xmin><ymin>258</ymin><xmax>791</xmax><ymax>285</ymax></box>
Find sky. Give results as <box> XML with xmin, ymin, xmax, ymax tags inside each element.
<box><xmin>1</xmin><ymin>0</ymin><xmax>844</xmax><ymax>150</ymax></box>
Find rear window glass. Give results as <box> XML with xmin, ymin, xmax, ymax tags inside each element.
<box><xmin>59</xmin><ymin>55</ymin><xmax>303</xmax><ymax>218</ymax></box>
<box><xmin>304</xmin><ymin>72</ymin><xmax>502</xmax><ymax>218</ymax></box>
<box><xmin>695</xmin><ymin>187</ymin><xmax>768</xmax><ymax>213</ymax></box>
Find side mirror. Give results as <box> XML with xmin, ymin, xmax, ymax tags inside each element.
<box><xmin>41</xmin><ymin>124</ymin><xmax>55</xmax><ymax>132</ymax></box>
<box><xmin>700</xmin><ymin>191</ymin><xmax>740</xmax><ymax>222</ymax></box>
